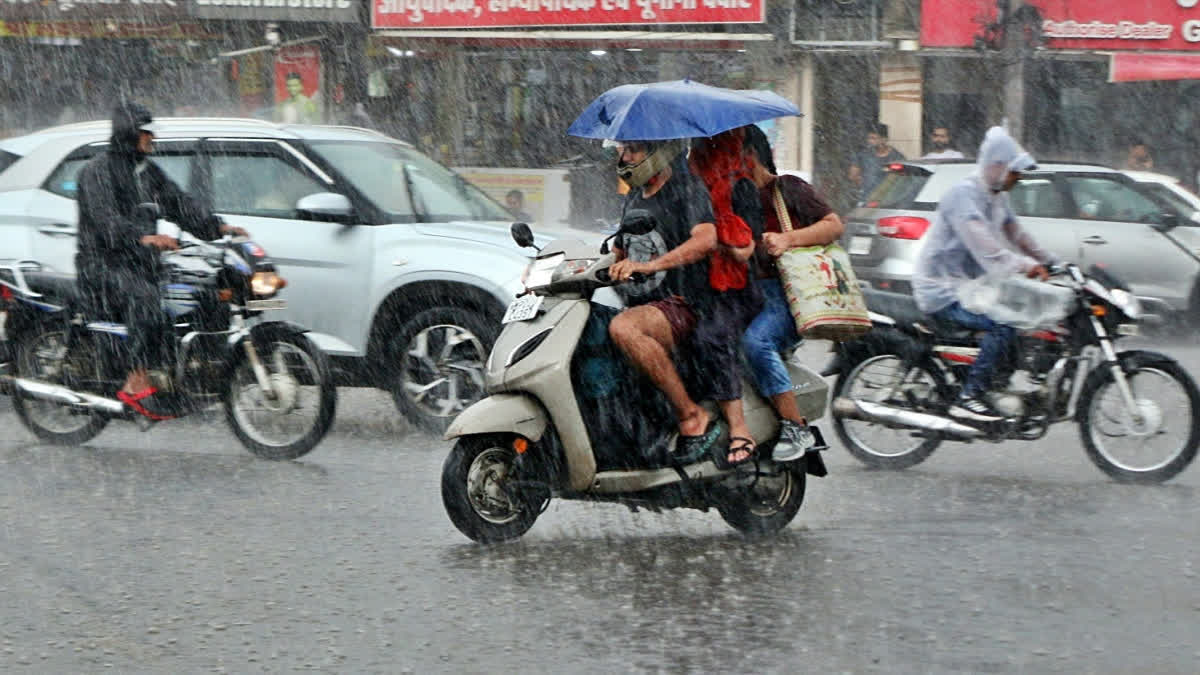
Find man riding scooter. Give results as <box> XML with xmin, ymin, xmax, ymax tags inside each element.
<box><xmin>76</xmin><ymin>101</ymin><xmax>246</xmax><ymax>419</ymax></box>
<box><xmin>605</xmin><ymin>139</ymin><xmax>731</xmax><ymax>463</ymax></box>
<box><xmin>912</xmin><ymin>126</ymin><xmax>1059</xmax><ymax>424</ymax></box>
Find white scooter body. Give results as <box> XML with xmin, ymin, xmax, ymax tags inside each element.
<box><xmin>445</xmin><ymin>238</ymin><xmax>829</xmax><ymax>494</ymax></box>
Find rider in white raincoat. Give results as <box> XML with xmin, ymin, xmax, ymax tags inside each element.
<box><xmin>912</xmin><ymin>126</ymin><xmax>1060</xmax><ymax>424</ymax></box>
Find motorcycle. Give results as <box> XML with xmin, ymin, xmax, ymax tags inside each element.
<box><xmin>0</xmin><ymin>230</ymin><xmax>337</xmax><ymax>460</ymax></box>
<box><xmin>827</xmin><ymin>264</ymin><xmax>1200</xmax><ymax>483</ymax></box>
<box><xmin>440</xmin><ymin>214</ymin><xmax>830</xmax><ymax>544</ymax></box>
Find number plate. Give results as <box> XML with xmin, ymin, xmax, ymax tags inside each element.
<box><xmin>246</xmin><ymin>299</ymin><xmax>287</xmax><ymax>311</ymax></box>
<box><xmin>849</xmin><ymin>236</ymin><xmax>872</xmax><ymax>256</ymax></box>
<box><xmin>502</xmin><ymin>294</ymin><xmax>544</xmax><ymax>324</ymax></box>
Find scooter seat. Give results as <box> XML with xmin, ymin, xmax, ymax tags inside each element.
<box><xmin>862</xmin><ymin>288</ymin><xmax>976</xmax><ymax>343</ymax></box>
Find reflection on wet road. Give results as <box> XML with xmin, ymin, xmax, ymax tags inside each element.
<box><xmin>1</xmin><ymin>339</ymin><xmax>1198</xmax><ymax>672</ymax></box>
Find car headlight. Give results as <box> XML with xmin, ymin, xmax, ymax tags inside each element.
<box><xmin>250</xmin><ymin>271</ymin><xmax>287</xmax><ymax>298</ymax></box>
<box><xmin>1109</xmin><ymin>289</ymin><xmax>1141</xmax><ymax>320</ymax></box>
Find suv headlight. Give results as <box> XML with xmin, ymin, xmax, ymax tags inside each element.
<box><xmin>251</xmin><ymin>271</ymin><xmax>287</xmax><ymax>298</ymax></box>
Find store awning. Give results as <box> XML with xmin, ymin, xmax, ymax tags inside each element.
<box><xmin>1110</xmin><ymin>53</ymin><xmax>1200</xmax><ymax>83</ymax></box>
<box><xmin>372</xmin><ymin>30</ymin><xmax>774</xmax><ymax>51</ymax></box>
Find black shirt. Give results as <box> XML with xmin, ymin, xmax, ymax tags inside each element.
<box><xmin>616</xmin><ymin>163</ymin><xmax>716</xmax><ymax>313</ymax></box>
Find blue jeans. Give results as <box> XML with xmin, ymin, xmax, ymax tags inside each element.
<box><xmin>742</xmin><ymin>278</ymin><xmax>801</xmax><ymax>398</ymax></box>
<box><xmin>932</xmin><ymin>302</ymin><xmax>1017</xmax><ymax>398</ymax></box>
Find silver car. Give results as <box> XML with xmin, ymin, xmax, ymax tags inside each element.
<box><xmin>0</xmin><ymin>118</ymin><xmax>542</xmax><ymax>430</ymax></box>
<box><xmin>845</xmin><ymin>160</ymin><xmax>1200</xmax><ymax>322</ymax></box>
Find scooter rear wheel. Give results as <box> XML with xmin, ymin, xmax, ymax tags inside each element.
<box><xmin>442</xmin><ymin>434</ymin><xmax>542</xmax><ymax>543</ymax></box>
<box><xmin>717</xmin><ymin>464</ymin><xmax>806</xmax><ymax>537</ymax></box>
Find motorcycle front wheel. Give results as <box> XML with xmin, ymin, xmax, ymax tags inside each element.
<box><xmin>833</xmin><ymin>353</ymin><xmax>944</xmax><ymax>470</ymax></box>
<box><xmin>12</xmin><ymin>327</ymin><xmax>109</xmax><ymax>445</ymax></box>
<box><xmin>1078</xmin><ymin>351</ymin><xmax>1200</xmax><ymax>484</ymax></box>
<box><xmin>225</xmin><ymin>331</ymin><xmax>336</xmax><ymax>460</ymax></box>
<box><xmin>442</xmin><ymin>434</ymin><xmax>542</xmax><ymax>544</ymax></box>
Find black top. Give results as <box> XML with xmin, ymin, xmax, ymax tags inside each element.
<box><xmin>616</xmin><ymin>162</ymin><xmax>716</xmax><ymax>313</ymax></box>
<box><xmin>76</xmin><ymin>152</ymin><xmax>221</xmax><ymax>282</ymax></box>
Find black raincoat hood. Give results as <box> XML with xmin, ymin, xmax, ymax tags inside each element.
<box><xmin>110</xmin><ymin>102</ymin><xmax>154</xmax><ymax>157</ymax></box>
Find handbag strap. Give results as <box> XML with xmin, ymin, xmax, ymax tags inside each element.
<box><xmin>772</xmin><ymin>184</ymin><xmax>794</xmax><ymax>234</ymax></box>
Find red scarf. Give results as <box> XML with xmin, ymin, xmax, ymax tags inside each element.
<box><xmin>690</xmin><ymin>130</ymin><xmax>752</xmax><ymax>291</ymax></box>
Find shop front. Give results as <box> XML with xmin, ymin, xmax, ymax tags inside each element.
<box><xmin>919</xmin><ymin>0</ymin><xmax>1200</xmax><ymax>187</ymax></box>
<box><xmin>367</xmin><ymin>0</ymin><xmax>804</xmax><ymax>226</ymax></box>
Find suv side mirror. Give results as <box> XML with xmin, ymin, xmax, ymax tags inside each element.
<box><xmin>296</xmin><ymin>192</ymin><xmax>354</xmax><ymax>223</ymax></box>
<box><xmin>1152</xmin><ymin>212</ymin><xmax>1181</xmax><ymax>232</ymax></box>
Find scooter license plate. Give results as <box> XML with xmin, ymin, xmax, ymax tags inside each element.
<box><xmin>849</xmin><ymin>236</ymin><xmax>872</xmax><ymax>256</ymax></box>
<box><xmin>502</xmin><ymin>294</ymin><xmax>543</xmax><ymax>324</ymax></box>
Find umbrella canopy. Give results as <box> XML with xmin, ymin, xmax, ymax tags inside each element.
<box><xmin>567</xmin><ymin>79</ymin><xmax>801</xmax><ymax>141</ymax></box>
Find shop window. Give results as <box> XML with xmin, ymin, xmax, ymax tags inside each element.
<box><xmin>208</xmin><ymin>153</ymin><xmax>325</xmax><ymax>219</ymax></box>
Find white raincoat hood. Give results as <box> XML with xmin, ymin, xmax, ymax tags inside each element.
<box><xmin>976</xmin><ymin>126</ymin><xmax>1036</xmax><ymax>191</ymax></box>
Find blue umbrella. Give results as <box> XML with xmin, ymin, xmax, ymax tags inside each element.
<box><xmin>567</xmin><ymin>79</ymin><xmax>801</xmax><ymax>141</ymax></box>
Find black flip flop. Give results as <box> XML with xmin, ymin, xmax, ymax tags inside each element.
<box><xmin>714</xmin><ymin>436</ymin><xmax>757</xmax><ymax>470</ymax></box>
<box><xmin>673</xmin><ymin>418</ymin><xmax>724</xmax><ymax>465</ymax></box>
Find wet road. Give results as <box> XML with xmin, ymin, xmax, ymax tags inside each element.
<box><xmin>1</xmin><ymin>340</ymin><xmax>1199</xmax><ymax>673</ymax></box>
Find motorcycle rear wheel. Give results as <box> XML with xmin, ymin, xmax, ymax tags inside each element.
<box><xmin>225</xmin><ymin>331</ymin><xmax>336</xmax><ymax>460</ymax></box>
<box><xmin>12</xmin><ymin>328</ymin><xmax>108</xmax><ymax>445</ymax></box>
<box><xmin>717</xmin><ymin>464</ymin><xmax>806</xmax><ymax>537</ymax></box>
<box><xmin>1078</xmin><ymin>351</ymin><xmax>1200</xmax><ymax>484</ymax></box>
<box><xmin>442</xmin><ymin>434</ymin><xmax>542</xmax><ymax>544</ymax></box>
<box><xmin>833</xmin><ymin>353</ymin><xmax>943</xmax><ymax>470</ymax></box>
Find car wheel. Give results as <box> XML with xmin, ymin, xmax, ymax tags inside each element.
<box><xmin>387</xmin><ymin>306</ymin><xmax>499</xmax><ymax>433</ymax></box>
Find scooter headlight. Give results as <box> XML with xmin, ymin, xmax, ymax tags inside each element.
<box><xmin>250</xmin><ymin>270</ymin><xmax>288</xmax><ymax>298</ymax></box>
<box><xmin>555</xmin><ymin>258</ymin><xmax>599</xmax><ymax>279</ymax></box>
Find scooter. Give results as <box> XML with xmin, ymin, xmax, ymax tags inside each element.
<box><xmin>440</xmin><ymin>214</ymin><xmax>829</xmax><ymax>543</ymax></box>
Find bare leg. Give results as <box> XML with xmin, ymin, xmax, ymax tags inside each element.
<box><xmin>718</xmin><ymin>398</ymin><xmax>755</xmax><ymax>463</ymax></box>
<box><xmin>769</xmin><ymin>391</ymin><xmax>807</xmax><ymax>425</ymax></box>
<box><xmin>609</xmin><ymin>306</ymin><xmax>709</xmax><ymax>436</ymax></box>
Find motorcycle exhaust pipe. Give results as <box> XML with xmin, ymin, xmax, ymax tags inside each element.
<box><xmin>0</xmin><ymin>375</ymin><xmax>126</xmax><ymax>416</ymax></box>
<box><xmin>832</xmin><ymin>397</ymin><xmax>982</xmax><ymax>441</ymax></box>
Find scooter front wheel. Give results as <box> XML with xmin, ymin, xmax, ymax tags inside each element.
<box><xmin>442</xmin><ymin>434</ymin><xmax>542</xmax><ymax>544</ymax></box>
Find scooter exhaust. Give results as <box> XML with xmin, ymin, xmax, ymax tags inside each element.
<box><xmin>832</xmin><ymin>397</ymin><xmax>982</xmax><ymax>440</ymax></box>
<box><xmin>0</xmin><ymin>375</ymin><xmax>126</xmax><ymax>416</ymax></box>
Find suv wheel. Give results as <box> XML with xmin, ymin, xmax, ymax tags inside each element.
<box><xmin>387</xmin><ymin>306</ymin><xmax>499</xmax><ymax>433</ymax></box>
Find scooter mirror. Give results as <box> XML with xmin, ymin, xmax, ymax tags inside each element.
<box><xmin>511</xmin><ymin>222</ymin><xmax>536</xmax><ymax>249</ymax></box>
<box><xmin>619</xmin><ymin>208</ymin><xmax>658</xmax><ymax>236</ymax></box>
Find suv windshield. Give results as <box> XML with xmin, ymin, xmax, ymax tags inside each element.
<box><xmin>309</xmin><ymin>141</ymin><xmax>511</xmax><ymax>223</ymax></box>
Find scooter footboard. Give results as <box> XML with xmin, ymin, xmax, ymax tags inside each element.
<box><xmin>443</xmin><ymin>393</ymin><xmax>548</xmax><ymax>442</ymax></box>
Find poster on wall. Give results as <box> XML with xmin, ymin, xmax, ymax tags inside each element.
<box><xmin>274</xmin><ymin>45</ymin><xmax>322</xmax><ymax>125</ymax></box>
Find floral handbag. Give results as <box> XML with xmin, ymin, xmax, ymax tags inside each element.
<box><xmin>772</xmin><ymin>186</ymin><xmax>872</xmax><ymax>342</ymax></box>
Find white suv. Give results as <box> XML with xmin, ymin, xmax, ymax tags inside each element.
<box><xmin>0</xmin><ymin>118</ymin><xmax>540</xmax><ymax>430</ymax></box>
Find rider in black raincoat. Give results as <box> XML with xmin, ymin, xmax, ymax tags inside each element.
<box><xmin>76</xmin><ymin>102</ymin><xmax>243</xmax><ymax>417</ymax></box>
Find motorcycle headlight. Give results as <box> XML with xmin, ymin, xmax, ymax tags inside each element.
<box><xmin>1109</xmin><ymin>289</ymin><xmax>1141</xmax><ymax>320</ymax></box>
<box><xmin>554</xmin><ymin>258</ymin><xmax>598</xmax><ymax>280</ymax></box>
<box><xmin>250</xmin><ymin>270</ymin><xmax>287</xmax><ymax>298</ymax></box>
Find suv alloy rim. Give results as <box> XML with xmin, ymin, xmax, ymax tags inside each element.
<box><xmin>401</xmin><ymin>323</ymin><xmax>488</xmax><ymax>419</ymax></box>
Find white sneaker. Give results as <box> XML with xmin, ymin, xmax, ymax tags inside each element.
<box><xmin>772</xmin><ymin>420</ymin><xmax>816</xmax><ymax>462</ymax></box>
<box><xmin>948</xmin><ymin>396</ymin><xmax>1004</xmax><ymax>423</ymax></box>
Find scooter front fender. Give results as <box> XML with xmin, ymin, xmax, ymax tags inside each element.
<box><xmin>443</xmin><ymin>393</ymin><xmax>548</xmax><ymax>442</ymax></box>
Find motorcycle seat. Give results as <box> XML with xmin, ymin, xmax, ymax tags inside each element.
<box><xmin>862</xmin><ymin>289</ymin><xmax>976</xmax><ymax>343</ymax></box>
<box><xmin>20</xmin><ymin>271</ymin><xmax>78</xmax><ymax>307</ymax></box>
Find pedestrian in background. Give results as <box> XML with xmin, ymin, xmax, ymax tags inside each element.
<box><xmin>922</xmin><ymin>125</ymin><xmax>966</xmax><ymax>159</ymax></box>
<box><xmin>848</xmin><ymin>122</ymin><xmax>905</xmax><ymax>203</ymax></box>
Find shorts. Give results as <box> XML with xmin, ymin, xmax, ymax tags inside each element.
<box><xmin>647</xmin><ymin>295</ymin><xmax>698</xmax><ymax>344</ymax></box>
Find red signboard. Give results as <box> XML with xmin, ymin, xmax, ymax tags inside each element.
<box><xmin>921</xmin><ymin>0</ymin><xmax>1200</xmax><ymax>51</ymax></box>
<box><xmin>372</xmin><ymin>0</ymin><xmax>764</xmax><ymax>30</ymax></box>
<box><xmin>1111</xmin><ymin>52</ymin><xmax>1200</xmax><ymax>82</ymax></box>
